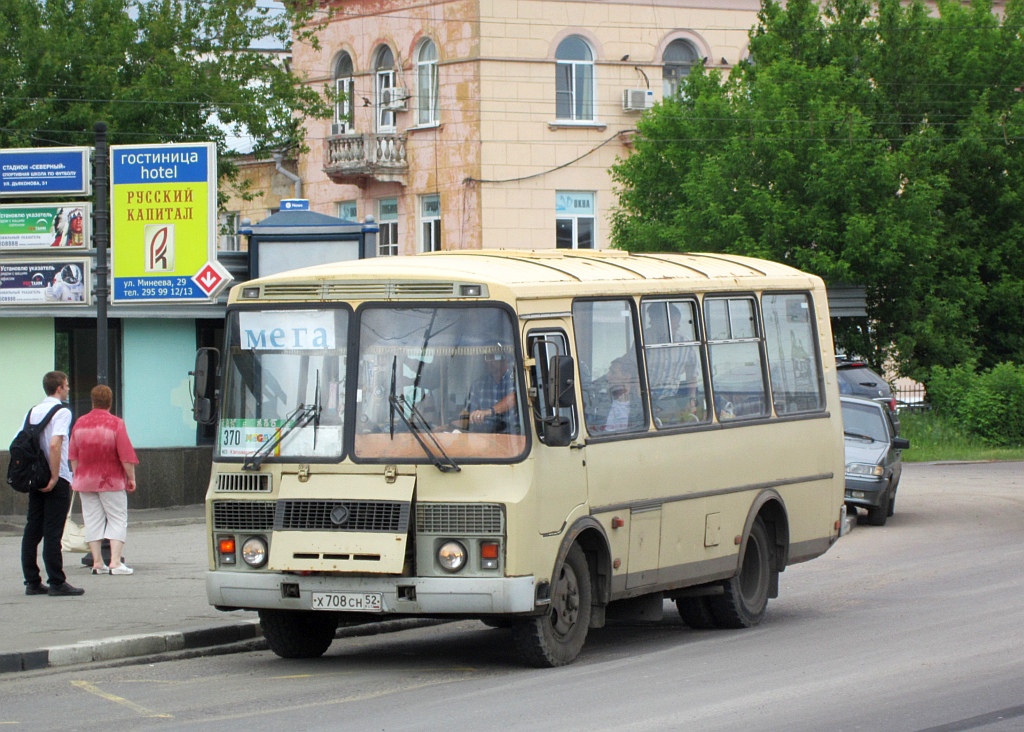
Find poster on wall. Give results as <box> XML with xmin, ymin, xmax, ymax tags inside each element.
<box><xmin>110</xmin><ymin>142</ymin><xmax>227</xmax><ymax>302</ymax></box>
<box><xmin>0</xmin><ymin>259</ymin><xmax>91</xmax><ymax>304</ymax></box>
<box><xmin>0</xmin><ymin>203</ymin><xmax>91</xmax><ymax>250</ymax></box>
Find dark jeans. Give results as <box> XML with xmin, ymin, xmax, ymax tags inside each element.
<box><xmin>21</xmin><ymin>478</ymin><xmax>71</xmax><ymax>587</ymax></box>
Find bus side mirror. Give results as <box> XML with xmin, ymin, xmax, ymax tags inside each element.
<box><xmin>547</xmin><ymin>355</ymin><xmax>576</xmax><ymax>409</ymax></box>
<box><xmin>544</xmin><ymin>417</ymin><xmax>572</xmax><ymax>447</ymax></box>
<box><xmin>192</xmin><ymin>348</ymin><xmax>220</xmax><ymax>425</ymax></box>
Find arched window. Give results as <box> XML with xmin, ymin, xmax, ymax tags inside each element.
<box><xmin>555</xmin><ymin>36</ymin><xmax>594</xmax><ymax>121</ymax></box>
<box><xmin>416</xmin><ymin>39</ymin><xmax>439</xmax><ymax>125</ymax></box>
<box><xmin>663</xmin><ymin>39</ymin><xmax>699</xmax><ymax>98</ymax></box>
<box><xmin>374</xmin><ymin>46</ymin><xmax>397</xmax><ymax>132</ymax></box>
<box><xmin>332</xmin><ymin>52</ymin><xmax>354</xmax><ymax>135</ymax></box>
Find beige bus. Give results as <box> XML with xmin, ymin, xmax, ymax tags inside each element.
<box><xmin>194</xmin><ymin>249</ymin><xmax>846</xmax><ymax>667</ymax></box>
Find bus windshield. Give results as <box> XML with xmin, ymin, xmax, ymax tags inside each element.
<box><xmin>219</xmin><ymin>309</ymin><xmax>347</xmax><ymax>462</ymax></box>
<box><xmin>217</xmin><ymin>305</ymin><xmax>527</xmax><ymax>463</ymax></box>
<box><xmin>354</xmin><ymin>305</ymin><xmax>527</xmax><ymax>461</ymax></box>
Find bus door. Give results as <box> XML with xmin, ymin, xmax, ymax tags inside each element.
<box><xmin>526</xmin><ymin>328</ymin><xmax>587</xmax><ymax>536</ymax></box>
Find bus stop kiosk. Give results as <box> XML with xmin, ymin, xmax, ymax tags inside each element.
<box><xmin>241</xmin><ymin>206</ymin><xmax>379</xmax><ymax>279</ymax></box>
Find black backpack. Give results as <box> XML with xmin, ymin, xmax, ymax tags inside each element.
<box><xmin>6</xmin><ymin>404</ymin><xmax>67</xmax><ymax>493</ymax></box>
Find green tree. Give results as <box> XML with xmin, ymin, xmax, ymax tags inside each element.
<box><xmin>0</xmin><ymin>0</ymin><xmax>332</xmax><ymax>174</ymax></box>
<box><xmin>611</xmin><ymin>0</ymin><xmax>1024</xmax><ymax>379</ymax></box>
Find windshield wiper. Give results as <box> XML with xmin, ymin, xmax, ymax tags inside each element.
<box><xmin>243</xmin><ymin>403</ymin><xmax>317</xmax><ymax>471</ymax></box>
<box><xmin>388</xmin><ymin>394</ymin><xmax>461</xmax><ymax>473</ymax></box>
<box><xmin>844</xmin><ymin>430</ymin><xmax>877</xmax><ymax>442</ymax></box>
<box><xmin>312</xmin><ymin>369</ymin><xmax>322</xmax><ymax>451</ymax></box>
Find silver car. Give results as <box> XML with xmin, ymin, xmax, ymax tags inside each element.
<box><xmin>841</xmin><ymin>396</ymin><xmax>910</xmax><ymax>526</ymax></box>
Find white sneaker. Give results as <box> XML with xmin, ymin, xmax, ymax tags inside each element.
<box><xmin>109</xmin><ymin>564</ymin><xmax>134</xmax><ymax>575</ymax></box>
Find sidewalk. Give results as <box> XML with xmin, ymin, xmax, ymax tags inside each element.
<box><xmin>0</xmin><ymin>504</ymin><xmax>262</xmax><ymax>673</ymax></box>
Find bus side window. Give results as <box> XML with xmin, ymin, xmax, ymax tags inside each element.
<box><xmin>572</xmin><ymin>299</ymin><xmax>647</xmax><ymax>435</ymax></box>
<box><xmin>705</xmin><ymin>296</ymin><xmax>770</xmax><ymax>421</ymax></box>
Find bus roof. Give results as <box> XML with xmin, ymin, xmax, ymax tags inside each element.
<box><xmin>230</xmin><ymin>250</ymin><xmax>823</xmax><ymax>304</ymax></box>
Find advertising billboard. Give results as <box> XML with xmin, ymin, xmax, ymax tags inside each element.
<box><xmin>110</xmin><ymin>142</ymin><xmax>222</xmax><ymax>302</ymax></box>
<box><xmin>0</xmin><ymin>203</ymin><xmax>91</xmax><ymax>250</ymax></box>
<box><xmin>0</xmin><ymin>259</ymin><xmax>91</xmax><ymax>304</ymax></box>
<box><xmin>0</xmin><ymin>148</ymin><xmax>92</xmax><ymax>197</ymax></box>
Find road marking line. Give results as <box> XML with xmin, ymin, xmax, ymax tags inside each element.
<box><xmin>70</xmin><ymin>681</ymin><xmax>173</xmax><ymax>719</ymax></box>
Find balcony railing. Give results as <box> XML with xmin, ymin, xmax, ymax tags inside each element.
<box><xmin>324</xmin><ymin>132</ymin><xmax>408</xmax><ymax>185</ymax></box>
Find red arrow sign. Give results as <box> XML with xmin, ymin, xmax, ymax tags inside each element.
<box><xmin>191</xmin><ymin>261</ymin><xmax>231</xmax><ymax>298</ymax></box>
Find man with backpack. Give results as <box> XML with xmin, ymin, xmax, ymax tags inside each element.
<box><xmin>20</xmin><ymin>371</ymin><xmax>84</xmax><ymax>597</ymax></box>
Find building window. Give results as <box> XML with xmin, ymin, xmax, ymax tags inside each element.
<box><xmin>338</xmin><ymin>201</ymin><xmax>357</xmax><ymax>221</ymax></box>
<box><xmin>374</xmin><ymin>46</ymin><xmax>398</xmax><ymax>132</ymax></box>
<box><xmin>416</xmin><ymin>39</ymin><xmax>439</xmax><ymax>126</ymax></box>
<box><xmin>218</xmin><ymin>211</ymin><xmax>241</xmax><ymax>251</ymax></box>
<box><xmin>663</xmin><ymin>39</ymin><xmax>699</xmax><ymax>99</ymax></box>
<box><xmin>555</xmin><ymin>36</ymin><xmax>594</xmax><ymax>121</ymax></box>
<box><xmin>555</xmin><ymin>191</ymin><xmax>595</xmax><ymax>249</ymax></box>
<box><xmin>378</xmin><ymin>197</ymin><xmax>399</xmax><ymax>256</ymax></box>
<box><xmin>333</xmin><ymin>52</ymin><xmax>355</xmax><ymax>135</ymax></box>
<box><xmin>420</xmin><ymin>194</ymin><xmax>441</xmax><ymax>252</ymax></box>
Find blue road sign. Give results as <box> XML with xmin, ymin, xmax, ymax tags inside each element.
<box><xmin>0</xmin><ymin>148</ymin><xmax>92</xmax><ymax>197</ymax></box>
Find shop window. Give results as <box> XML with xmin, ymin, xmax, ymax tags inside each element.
<box><xmin>55</xmin><ymin>318</ymin><xmax>123</xmax><ymax>419</ymax></box>
<box><xmin>555</xmin><ymin>191</ymin><xmax>595</xmax><ymax>249</ymax></box>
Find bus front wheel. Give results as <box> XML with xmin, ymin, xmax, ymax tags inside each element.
<box><xmin>512</xmin><ymin>544</ymin><xmax>592</xmax><ymax>667</ymax></box>
<box><xmin>707</xmin><ymin>516</ymin><xmax>774</xmax><ymax>629</ymax></box>
<box><xmin>259</xmin><ymin>609</ymin><xmax>338</xmax><ymax>659</ymax></box>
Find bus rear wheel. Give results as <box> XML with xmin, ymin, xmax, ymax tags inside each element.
<box><xmin>512</xmin><ymin>544</ymin><xmax>592</xmax><ymax>667</ymax></box>
<box><xmin>707</xmin><ymin>516</ymin><xmax>774</xmax><ymax>629</ymax></box>
<box><xmin>259</xmin><ymin>609</ymin><xmax>338</xmax><ymax>659</ymax></box>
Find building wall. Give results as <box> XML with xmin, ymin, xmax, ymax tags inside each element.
<box><xmin>122</xmin><ymin>319</ymin><xmax>198</xmax><ymax>448</ymax></box>
<box><xmin>287</xmin><ymin>0</ymin><xmax>759</xmax><ymax>253</ymax></box>
<box><xmin>0</xmin><ymin>318</ymin><xmax>55</xmax><ymax>442</ymax></box>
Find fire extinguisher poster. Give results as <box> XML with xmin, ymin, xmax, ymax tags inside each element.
<box><xmin>109</xmin><ymin>142</ymin><xmax>219</xmax><ymax>302</ymax></box>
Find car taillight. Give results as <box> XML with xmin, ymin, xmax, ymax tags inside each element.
<box><xmin>888</xmin><ymin>398</ymin><xmax>897</xmax><ymax>412</ymax></box>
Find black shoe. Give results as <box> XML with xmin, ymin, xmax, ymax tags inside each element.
<box><xmin>48</xmin><ymin>582</ymin><xmax>85</xmax><ymax>596</ymax></box>
<box><xmin>25</xmin><ymin>583</ymin><xmax>48</xmax><ymax>596</ymax></box>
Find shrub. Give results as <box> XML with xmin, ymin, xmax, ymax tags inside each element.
<box><xmin>927</xmin><ymin>362</ymin><xmax>1024</xmax><ymax>447</ymax></box>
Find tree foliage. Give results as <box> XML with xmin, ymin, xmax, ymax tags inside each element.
<box><xmin>0</xmin><ymin>0</ymin><xmax>332</xmax><ymax>174</ymax></box>
<box><xmin>611</xmin><ymin>0</ymin><xmax>1024</xmax><ymax>379</ymax></box>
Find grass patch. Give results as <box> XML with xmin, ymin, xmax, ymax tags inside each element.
<box><xmin>899</xmin><ymin>410</ymin><xmax>1024</xmax><ymax>462</ymax></box>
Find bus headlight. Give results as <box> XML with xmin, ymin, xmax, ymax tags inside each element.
<box><xmin>437</xmin><ymin>541</ymin><xmax>467</xmax><ymax>573</ymax></box>
<box><xmin>241</xmin><ymin>536</ymin><xmax>268</xmax><ymax>567</ymax></box>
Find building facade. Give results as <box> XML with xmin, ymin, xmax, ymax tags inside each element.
<box><xmin>284</xmin><ymin>0</ymin><xmax>759</xmax><ymax>253</ymax></box>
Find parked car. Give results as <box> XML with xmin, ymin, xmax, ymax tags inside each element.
<box><xmin>836</xmin><ymin>358</ymin><xmax>900</xmax><ymax>433</ymax></box>
<box><xmin>841</xmin><ymin>395</ymin><xmax>910</xmax><ymax>526</ymax></box>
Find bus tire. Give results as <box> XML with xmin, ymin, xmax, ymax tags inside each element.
<box><xmin>707</xmin><ymin>516</ymin><xmax>773</xmax><ymax>629</ymax></box>
<box><xmin>259</xmin><ymin>609</ymin><xmax>337</xmax><ymax>659</ymax></box>
<box><xmin>675</xmin><ymin>596</ymin><xmax>716</xmax><ymax>629</ymax></box>
<box><xmin>511</xmin><ymin>544</ymin><xmax>591</xmax><ymax>667</ymax></box>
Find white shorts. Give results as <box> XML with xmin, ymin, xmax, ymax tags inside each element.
<box><xmin>79</xmin><ymin>491</ymin><xmax>129</xmax><ymax>543</ymax></box>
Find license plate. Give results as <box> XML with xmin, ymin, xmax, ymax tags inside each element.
<box><xmin>311</xmin><ymin>591</ymin><xmax>383</xmax><ymax>612</ymax></box>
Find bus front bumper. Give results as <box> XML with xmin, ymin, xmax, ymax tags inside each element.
<box><xmin>207</xmin><ymin>571</ymin><xmax>539</xmax><ymax>615</ymax></box>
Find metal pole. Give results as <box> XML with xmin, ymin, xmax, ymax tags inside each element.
<box><xmin>93</xmin><ymin>122</ymin><xmax>109</xmax><ymax>385</ymax></box>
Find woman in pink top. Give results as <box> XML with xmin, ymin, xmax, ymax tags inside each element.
<box><xmin>68</xmin><ymin>385</ymin><xmax>139</xmax><ymax>575</ymax></box>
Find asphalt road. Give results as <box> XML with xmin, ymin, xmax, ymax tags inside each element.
<box><xmin>2</xmin><ymin>461</ymin><xmax>1023</xmax><ymax>732</ymax></box>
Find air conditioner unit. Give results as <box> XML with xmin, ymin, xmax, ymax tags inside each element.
<box><xmin>381</xmin><ymin>87</ymin><xmax>408</xmax><ymax>111</ymax></box>
<box><xmin>622</xmin><ymin>88</ymin><xmax>655</xmax><ymax>112</ymax></box>
<box><xmin>330</xmin><ymin>121</ymin><xmax>350</xmax><ymax>136</ymax></box>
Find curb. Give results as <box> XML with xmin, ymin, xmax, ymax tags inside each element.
<box><xmin>0</xmin><ymin>617</ymin><xmax>447</xmax><ymax>675</ymax></box>
<box><xmin>0</xmin><ymin>620</ymin><xmax>262</xmax><ymax>674</ymax></box>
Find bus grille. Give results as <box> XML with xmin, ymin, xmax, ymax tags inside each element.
<box><xmin>215</xmin><ymin>474</ymin><xmax>272</xmax><ymax>493</ymax></box>
<box><xmin>212</xmin><ymin>501</ymin><xmax>276</xmax><ymax>531</ymax></box>
<box><xmin>416</xmin><ymin>503</ymin><xmax>504</xmax><ymax>535</ymax></box>
<box><xmin>275</xmin><ymin>500</ymin><xmax>410</xmax><ymax>533</ymax></box>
